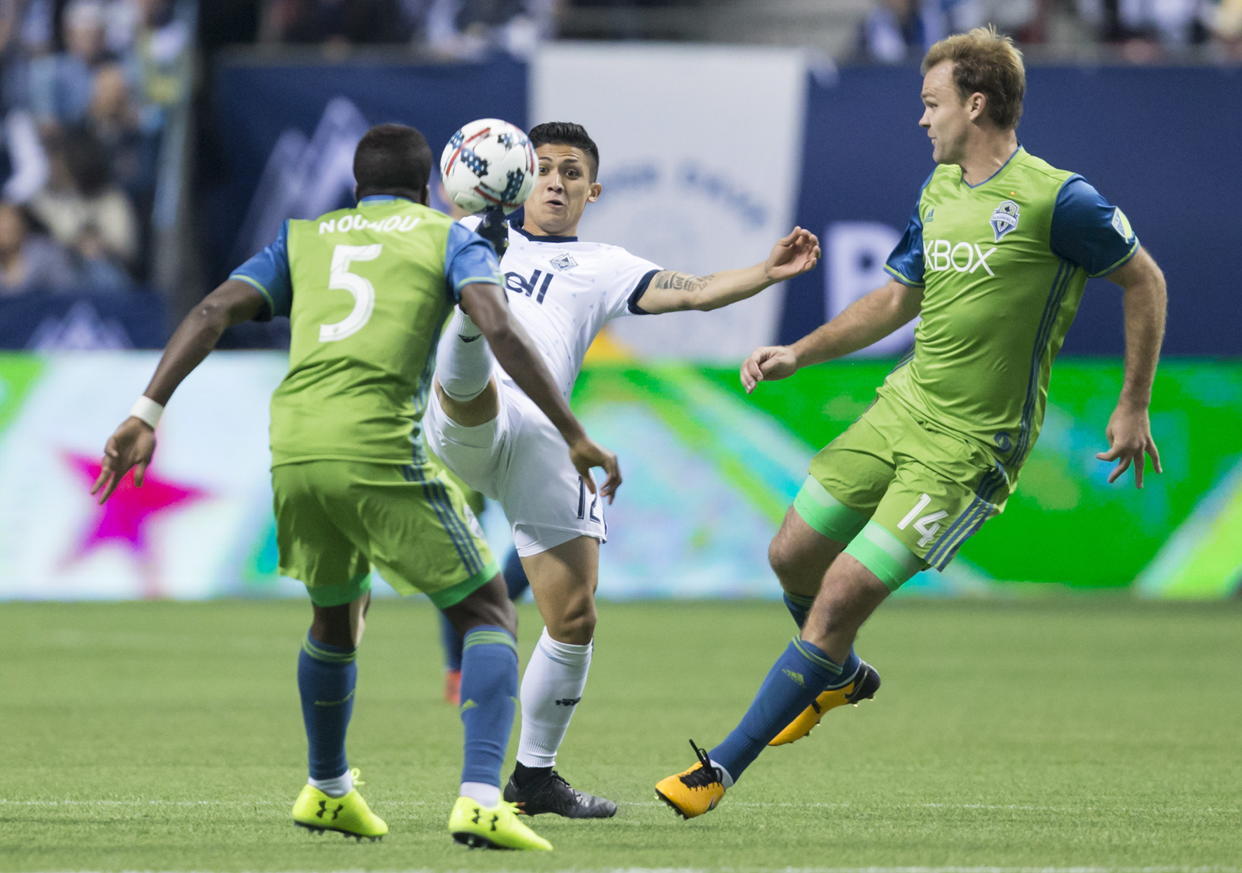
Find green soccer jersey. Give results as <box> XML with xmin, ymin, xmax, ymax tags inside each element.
<box><xmin>882</xmin><ymin>147</ymin><xmax>1139</xmax><ymax>475</ymax></box>
<box><xmin>230</xmin><ymin>196</ymin><xmax>502</xmax><ymax>466</ymax></box>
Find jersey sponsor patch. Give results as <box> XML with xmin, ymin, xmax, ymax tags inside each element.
<box><xmin>491</xmin><ymin>230</ymin><xmax>661</xmax><ymax>397</ymax></box>
<box><xmin>923</xmin><ymin>239</ymin><xmax>998</xmax><ymax>276</ymax></box>
<box><xmin>505</xmin><ymin>267</ymin><xmax>555</xmax><ymax>302</ymax></box>
<box><xmin>989</xmin><ymin>199</ymin><xmax>1020</xmax><ymax>241</ymax></box>
<box><xmin>1110</xmin><ymin>207</ymin><xmax>1134</xmax><ymax>241</ymax></box>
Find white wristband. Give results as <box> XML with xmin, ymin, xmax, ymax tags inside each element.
<box><xmin>129</xmin><ymin>396</ymin><xmax>164</xmax><ymax>429</ymax></box>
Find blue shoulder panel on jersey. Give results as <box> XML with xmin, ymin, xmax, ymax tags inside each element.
<box><xmin>1050</xmin><ymin>176</ymin><xmax>1140</xmax><ymax>277</ymax></box>
<box><xmin>884</xmin><ymin>170</ymin><xmax>935</xmax><ymax>287</ymax></box>
<box><xmin>445</xmin><ymin>222</ymin><xmax>501</xmax><ymax>303</ymax></box>
<box><xmin>626</xmin><ymin>269</ymin><xmax>661</xmax><ymax>315</ymax></box>
<box><xmin>230</xmin><ymin>221</ymin><xmax>291</xmax><ymax>320</ymax></box>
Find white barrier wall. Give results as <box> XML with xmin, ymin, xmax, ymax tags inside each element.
<box><xmin>0</xmin><ymin>353</ymin><xmax>302</xmax><ymax>600</ymax></box>
<box><xmin>530</xmin><ymin>43</ymin><xmax>808</xmax><ymax>361</ymax></box>
<box><xmin>5</xmin><ymin>354</ymin><xmax>1235</xmax><ymax>601</ymax></box>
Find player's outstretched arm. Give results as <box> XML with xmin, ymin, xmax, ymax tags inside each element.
<box><xmin>740</xmin><ymin>278</ymin><xmax>923</xmax><ymax>393</ymax></box>
<box><xmin>635</xmin><ymin>226</ymin><xmax>821</xmax><ymax>314</ymax></box>
<box><xmin>458</xmin><ymin>281</ymin><xmax>622</xmax><ymax>501</ymax></box>
<box><xmin>1095</xmin><ymin>248</ymin><xmax>1166</xmax><ymax>488</ymax></box>
<box><xmin>91</xmin><ymin>279</ymin><xmax>266</xmax><ymax>503</ymax></box>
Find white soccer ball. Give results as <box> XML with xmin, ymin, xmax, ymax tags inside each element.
<box><xmin>439</xmin><ymin>118</ymin><xmax>537</xmax><ymax>215</ymax></box>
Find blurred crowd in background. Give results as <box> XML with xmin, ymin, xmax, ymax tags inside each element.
<box><xmin>0</xmin><ymin>0</ymin><xmax>190</xmax><ymax>298</ymax></box>
<box><xmin>855</xmin><ymin>0</ymin><xmax>1241</xmax><ymax>62</ymax></box>
<box><xmin>225</xmin><ymin>0</ymin><xmax>1242</xmax><ymax>62</ymax></box>
<box><xmin>1</xmin><ymin>0</ymin><xmax>1238</xmax><ymax>305</ymax></box>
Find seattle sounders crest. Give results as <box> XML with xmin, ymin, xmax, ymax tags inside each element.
<box><xmin>990</xmin><ymin>200</ymin><xmax>1020</xmax><ymax>241</ymax></box>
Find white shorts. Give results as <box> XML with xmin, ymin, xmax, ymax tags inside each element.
<box><xmin>424</xmin><ymin>380</ymin><xmax>606</xmax><ymax>557</ymax></box>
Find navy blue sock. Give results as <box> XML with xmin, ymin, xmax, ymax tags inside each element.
<box><xmin>782</xmin><ymin>592</ymin><xmax>814</xmax><ymax>629</ymax></box>
<box><xmin>297</xmin><ymin>634</ymin><xmax>357</xmax><ymax>780</ymax></box>
<box><xmin>710</xmin><ymin>638</ymin><xmax>861</xmax><ymax>783</ymax></box>
<box><xmin>458</xmin><ymin>625</ymin><xmax>519</xmax><ymax>787</ymax></box>
<box><xmin>438</xmin><ymin>613</ymin><xmax>463</xmax><ymax>671</ymax></box>
<box><xmin>443</xmin><ymin>556</ymin><xmax>527</xmax><ymax>673</ymax></box>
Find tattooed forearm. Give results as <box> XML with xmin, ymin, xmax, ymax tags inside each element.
<box><xmin>654</xmin><ymin>271</ymin><xmax>714</xmax><ymax>293</ymax></box>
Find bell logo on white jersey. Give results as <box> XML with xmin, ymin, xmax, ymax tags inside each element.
<box><xmin>505</xmin><ymin>268</ymin><xmax>555</xmax><ymax>303</ymax></box>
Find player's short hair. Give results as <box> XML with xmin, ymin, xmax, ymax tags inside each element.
<box><xmin>922</xmin><ymin>25</ymin><xmax>1025</xmax><ymax>131</ymax></box>
<box><xmin>529</xmin><ymin>122</ymin><xmax>600</xmax><ymax>180</ymax></box>
<box><xmin>353</xmin><ymin>123</ymin><xmax>433</xmax><ymax>197</ymax></box>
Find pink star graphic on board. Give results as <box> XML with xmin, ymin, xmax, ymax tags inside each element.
<box><xmin>63</xmin><ymin>451</ymin><xmax>210</xmax><ymax>597</ymax></box>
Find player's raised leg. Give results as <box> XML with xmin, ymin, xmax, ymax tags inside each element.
<box><xmin>766</xmin><ymin>492</ymin><xmax>882</xmax><ymax>746</ymax></box>
<box><xmin>443</xmin><ymin>576</ymin><xmax>553</xmax><ymax>851</ymax></box>
<box><xmin>502</xmin><ymin>535</ymin><xmax>616</xmax><ymax>818</ymax></box>
<box><xmin>291</xmin><ymin>594</ymin><xmax>388</xmax><ymax>841</ymax></box>
<box><xmin>435</xmin><ymin>306</ymin><xmax>500</xmax><ymax>426</ymax></box>
<box><xmin>655</xmin><ymin>554</ymin><xmax>890</xmax><ymax>819</ymax></box>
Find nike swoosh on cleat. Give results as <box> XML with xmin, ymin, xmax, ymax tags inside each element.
<box><xmin>459</xmin><ymin>334</ymin><xmax>482</xmax><ymax>343</ymax></box>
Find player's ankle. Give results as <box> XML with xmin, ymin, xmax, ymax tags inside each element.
<box><xmin>513</xmin><ymin>762</ymin><xmax>552</xmax><ymax>787</ymax></box>
<box><xmin>309</xmin><ymin>768</ymin><xmax>354</xmax><ymax>797</ymax></box>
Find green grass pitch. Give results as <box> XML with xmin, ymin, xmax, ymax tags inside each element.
<box><xmin>2</xmin><ymin>597</ymin><xmax>1240</xmax><ymax>872</ymax></box>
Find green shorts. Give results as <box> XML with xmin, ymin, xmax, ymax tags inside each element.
<box><xmin>793</xmin><ymin>392</ymin><xmax>1011</xmax><ymax>589</ymax></box>
<box><xmin>272</xmin><ymin>460</ymin><xmax>498</xmax><ymax>608</ymax></box>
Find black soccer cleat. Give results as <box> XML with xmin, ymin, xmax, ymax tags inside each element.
<box><xmin>503</xmin><ymin>769</ymin><xmax>617</xmax><ymax>818</ymax></box>
<box><xmin>476</xmin><ymin>206</ymin><xmax>510</xmax><ymax>256</ymax></box>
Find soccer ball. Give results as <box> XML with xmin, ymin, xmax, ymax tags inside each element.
<box><xmin>439</xmin><ymin>118</ymin><xmax>537</xmax><ymax>215</ymax></box>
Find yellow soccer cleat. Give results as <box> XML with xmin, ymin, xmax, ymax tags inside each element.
<box><xmin>292</xmin><ymin>770</ymin><xmax>388</xmax><ymax>841</ymax></box>
<box><xmin>448</xmin><ymin>795</ymin><xmax>553</xmax><ymax>851</ymax></box>
<box><xmin>654</xmin><ymin>741</ymin><xmax>726</xmax><ymax>819</ymax></box>
<box><xmin>768</xmin><ymin>661</ymin><xmax>881</xmax><ymax>746</ymax></box>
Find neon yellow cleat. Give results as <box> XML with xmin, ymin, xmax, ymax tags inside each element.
<box><xmin>654</xmin><ymin>741</ymin><xmax>725</xmax><ymax>819</ymax></box>
<box><xmin>768</xmin><ymin>661</ymin><xmax>881</xmax><ymax>746</ymax></box>
<box><xmin>448</xmin><ymin>795</ymin><xmax>553</xmax><ymax>850</ymax></box>
<box><xmin>292</xmin><ymin>769</ymin><xmax>388</xmax><ymax>841</ymax></box>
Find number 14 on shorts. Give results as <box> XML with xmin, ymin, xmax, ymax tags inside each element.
<box><xmin>897</xmin><ymin>493</ymin><xmax>947</xmax><ymax>548</ymax></box>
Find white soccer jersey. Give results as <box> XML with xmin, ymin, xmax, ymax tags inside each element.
<box><xmin>427</xmin><ymin>219</ymin><xmax>663</xmax><ymax>556</ymax></box>
<box><xmin>463</xmin><ymin>217</ymin><xmax>662</xmax><ymax>396</ymax></box>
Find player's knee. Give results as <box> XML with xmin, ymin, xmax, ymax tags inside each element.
<box><xmin>309</xmin><ymin>602</ymin><xmax>356</xmax><ymax>650</ymax></box>
<box><xmin>474</xmin><ymin>586</ymin><xmax>518</xmax><ymax>636</ymax></box>
<box><xmin>808</xmin><ymin>569</ymin><xmax>885</xmax><ymax>641</ymax></box>
<box><xmin>486</xmin><ymin>597</ymin><xmax>518</xmax><ymax>637</ymax></box>
<box><xmin>436</xmin><ymin>379</ymin><xmax>498</xmax><ymax>427</ymax></box>
<box><xmin>546</xmin><ymin>602</ymin><xmax>596</xmax><ymax>645</ymax></box>
<box><xmin>769</xmin><ymin>535</ymin><xmax>813</xmax><ymax>590</ymax></box>
<box><xmin>768</xmin><ymin>536</ymin><xmax>794</xmax><ymax>579</ymax></box>
<box><xmin>445</xmin><ymin>575</ymin><xmax>517</xmax><ymax>636</ymax></box>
